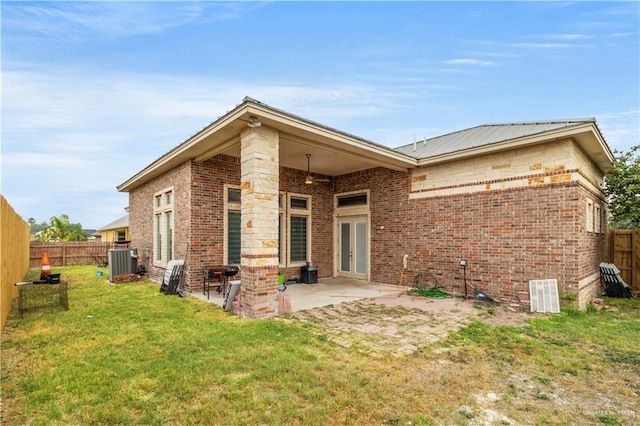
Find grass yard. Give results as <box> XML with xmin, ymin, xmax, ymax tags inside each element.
<box><xmin>1</xmin><ymin>265</ymin><xmax>639</xmax><ymax>425</ymax></box>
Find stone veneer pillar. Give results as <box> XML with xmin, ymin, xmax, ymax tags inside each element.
<box><xmin>238</xmin><ymin>125</ymin><xmax>280</xmax><ymax>318</ymax></box>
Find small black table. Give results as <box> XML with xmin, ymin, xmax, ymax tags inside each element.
<box><xmin>203</xmin><ymin>266</ymin><xmax>226</xmax><ymax>299</ymax></box>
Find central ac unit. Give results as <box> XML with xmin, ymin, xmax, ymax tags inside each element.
<box><xmin>109</xmin><ymin>248</ymin><xmax>137</xmax><ymax>282</ymax></box>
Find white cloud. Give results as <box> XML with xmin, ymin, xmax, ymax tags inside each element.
<box><xmin>596</xmin><ymin>108</ymin><xmax>640</xmax><ymax>152</ymax></box>
<box><xmin>1</xmin><ymin>2</ymin><xmax>265</xmax><ymax>42</ymax></box>
<box><xmin>511</xmin><ymin>42</ymin><xmax>587</xmax><ymax>49</ymax></box>
<box><xmin>442</xmin><ymin>58</ymin><xmax>495</xmax><ymax>66</ymax></box>
<box><xmin>546</xmin><ymin>33</ymin><xmax>592</xmax><ymax>40</ymax></box>
<box><xmin>1</xmin><ymin>62</ymin><xmax>405</xmax><ymax>227</ymax></box>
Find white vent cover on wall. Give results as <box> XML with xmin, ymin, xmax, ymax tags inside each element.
<box><xmin>529</xmin><ymin>279</ymin><xmax>560</xmax><ymax>313</ymax></box>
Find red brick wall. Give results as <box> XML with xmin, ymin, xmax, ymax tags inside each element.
<box><xmin>129</xmin><ymin>155</ymin><xmax>607</xmax><ymax>309</ymax></box>
<box><xmin>576</xmin><ymin>185</ymin><xmax>608</xmax><ymax>304</ymax></box>
<box><xmin>336</xmin><ymin>167</ymin><xmax>413</xmax><ymax>283</ymax></box>
<box><xmin>337</xmin><ymin>168</ymin><xmax>607</xmax><ymax>308</ymax></box>
<box><xmin>128</xmin><ymin>161</ymin><xmax>192</xmax><ymax>285</ymax></box>
<box><xmin>405</xmin><ymin>183</ymin><xmax>582</xmax><ymax>305</ymax></box>
<box><xmin>188</xmin><ymin>155</ymin><xmax>241</xmax><ymax>292</ymax></box>
<box><xmin>129</xmin><ymin>155</ymin><xmax>334</xmax><ymax>293</ymax></box>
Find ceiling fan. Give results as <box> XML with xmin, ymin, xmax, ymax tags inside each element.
<box><xmin>304</xmin><ymin>154</ymin><xmax>330</xmax><ymax>185</ymax></box>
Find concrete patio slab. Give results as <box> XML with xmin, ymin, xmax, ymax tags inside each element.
<box><xmin>186</xmin><ymin>277</ymin><xmax>406</xmax><ymax>312</ymax></box>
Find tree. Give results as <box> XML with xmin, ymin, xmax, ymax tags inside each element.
<box><xmin>605</xmin><ymin>144</ymin><xmax>640</xmax><ymax>229</ymax></box>
<box><xmin>36</xmin><ymin>214</ymin><xmax>87</xmax><ymax>242</ymax></box>
<box><xmin>29</xmin><ymin>218</ymin><xmax>50</xmax><ymax>235</ymax></box>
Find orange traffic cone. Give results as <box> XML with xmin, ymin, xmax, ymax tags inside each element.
<box><xmin>40</xmin><ymin>252</ymin><xmax>51</xmax><ymax>280</ymax></box>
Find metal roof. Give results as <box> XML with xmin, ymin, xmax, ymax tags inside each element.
<box><xmin>98</xmin><ymin>214</ymin><xmax>129</xmax><ymax>231</ymax></box>
<box><xmin>394</xmin><ymin>118</ymin><xmax>597</xmax><ymax>159</ymax></box>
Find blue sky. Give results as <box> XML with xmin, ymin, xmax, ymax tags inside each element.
<box><xmin>2</xmin><ymin>1</ymin><xmax>638</xmax><ymax>229</ymax></box>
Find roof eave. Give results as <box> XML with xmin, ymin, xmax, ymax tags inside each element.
<box><xmin>117</xmin><ymin>99</ymin><xmax>416</xmax><ymax>192</ymax></box>
<box><xmin>117</xmin><ymin>102</ymin><xmax>251</xmax><ymax>193</ymax></box>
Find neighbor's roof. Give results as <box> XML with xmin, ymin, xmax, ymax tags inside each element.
<box><xmin>98</xmin><ymin>214</ymin><xmax>129</xmax><ymax>231</ymax></box>
<box><xmin>395</xmin><ymin>118</ymin><xmax>599</xmax><ymax>158</ymax></box>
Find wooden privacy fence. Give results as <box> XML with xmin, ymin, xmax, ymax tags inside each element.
<box><xmin>30</xmin><ymin>241</ymin><xmax>117</xmax><ymax>269</ymax></box>
<box><xmin>1</xmin><ymin>195</ymin><xmax>31</xmax><ymax>333</ymax></box>
<box><xmin>607</xmin><ymin>229</ymin><xmax>640</xmax><ymax>294</ymax></box>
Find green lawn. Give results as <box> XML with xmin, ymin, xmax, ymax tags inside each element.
<box><xmin>1</xmin><ymin>265</ymin><xmax>639</xmax><ymax>425</ymax></box>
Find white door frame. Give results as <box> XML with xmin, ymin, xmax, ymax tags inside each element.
<box><xmin>337</xmin><ymin>216</ymin><xmax>368</xmax><ymax>280</ymax></box>
<box><xmin>333</xmin><ymin>190</ymin><xmax>370</xmax><ymax>281</ymax></box>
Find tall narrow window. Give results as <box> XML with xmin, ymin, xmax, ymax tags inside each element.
<box><xmin>279</xmin><ymin>194</ymin><xmax>285</xmax><ymax>265</ymax></box>
<box><xmin>290</xmin><ymin>216</ymin><xmax>308</xmax><ymax>262</ymax></box>
<box><xmin>595</xmin><ymin>205</ymin><xmax>602</xmax><ymax>234</ymax></box>
<box><xmin>153</xmin><ymin>188</ymin><xmax>174</xmax><ymax>265</ymax></box>
<box><xmin>288</xmin><ymin>195</ymin><xmax>311</xmax><ymax>265</ymax></box>
<box><xmin>586</xmin><ymin>201</ymin><xmax>594</xmax><ymax>233</ymax></box>
<box><xmin>228</xmin><ymin>211</ymin><xmax>241</xmax><ymax>264</ymax></box>
<box><xmin>166</xmin><ymin>211</ymin><xmax>173</xmax><ymax>261</ymax></box>
<box><xmin>225</xmin><ymin>186</ymin><xmax>241</xmax><ymax>265</ymax></box>
<box><xmin>155</xmin><ymin>214</ymin><xmax>162</xmax><ymax>261</ymax></box>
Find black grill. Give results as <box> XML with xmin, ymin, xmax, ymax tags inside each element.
<box><xmin>222</xmin><ymin>265</ymin><xmax>239</xmax><ymax>277</ymax></box>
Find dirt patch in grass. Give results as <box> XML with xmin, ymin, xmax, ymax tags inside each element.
<box><xmin>285</xmin><ymin>292</ymin><xmax>532</xmax><ymax>356</ymax></box>
<box><xmin>285</xmin><ymin>295</ymin><xmax>640</xmax><ymax>425</ymax></box>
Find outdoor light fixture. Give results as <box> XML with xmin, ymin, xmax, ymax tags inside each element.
<box><xmin>459</xmin><ymin>259</ymin><xmax>468</xmax><ymax>299</ymax></box>
<box><xmin>247</xmin><ymin>116</ymin><xmax>262</xmax><ymax>128</ymax></box>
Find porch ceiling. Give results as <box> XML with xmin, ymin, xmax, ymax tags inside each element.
<box><xmin>193</xmin><ymin>103</ymin><xmax>416</xmax><ymax>177</ymax></box>
<box><xmin>205</xmin><ymin>133</ymin><xmax>388</xmax><ymax>178</ymax></box>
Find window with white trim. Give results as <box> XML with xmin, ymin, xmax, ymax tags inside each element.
<box><xmin>225</xmin><ymin>186</ymin><xmax>241</xmax><ymax>265</ymax></box>
<box><xmin>279</xmin><ymin>194</ymin><xmax>285</xmax><ymax>265</ymax></box>
<box><xmin>595</xmin><ymin>204</ymin><xmax>602</xmax><ymax>234</ymax></box>
<box><xmin>585</xmin><ymin>201</ymin><xmax>594</xmax><ymax>232</ymax></box>
<box><xmin>153</xmin><ymin>188</ymin><xmax>174</xmax><ymax>265</ymax></box>
<box><xmin>288</xmin><ymin>194</ymin><xmax>311</xmax><ymax>265</ymax></box>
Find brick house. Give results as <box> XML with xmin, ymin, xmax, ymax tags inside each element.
<box><xmin>117</xmin><ymin>97</ymin><xmax>613</xmax><ymax>318</ymax></box>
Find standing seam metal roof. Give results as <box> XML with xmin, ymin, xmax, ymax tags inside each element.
<box><xmin>393</xmin><ymin>119</ymin><xmax>596</xmax><ymax>159</ymax></box>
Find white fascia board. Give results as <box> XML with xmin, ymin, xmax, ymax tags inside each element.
<box><xmin>117</xmin><ymin>105</ymin><xmax>250</xmax><ymax>192</ymax></box>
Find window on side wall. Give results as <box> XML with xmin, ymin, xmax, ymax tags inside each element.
<box><xmin>586</xmin><ymin>201</ymin><xmax>594</xmax><ymax>233</ymax></box>
<box><xmin>153</xmin><ymin>188</ymin><xmax>174</xmax><ymax>266</ymax></box>
<box><xmin>595</xmin><ymin>204</ymin><xmax>602</xmax><ymax>234</ymax></box>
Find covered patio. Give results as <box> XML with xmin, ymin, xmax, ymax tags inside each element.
<box><xmin>188</xmin><ymin>278</ymin><xmax>406</xmax><ymax>312</ymax></box>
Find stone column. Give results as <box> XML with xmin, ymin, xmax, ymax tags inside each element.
<box><xmin>238</xmin><ymin>125</ymin><xmax>280</xmax><ymax>318</ymax></box>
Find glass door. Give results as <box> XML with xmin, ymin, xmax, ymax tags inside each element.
<box><xmin>337</xmin><ymin>217</ymin><xmax>368</xmax><ymax>279</ymax></box>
